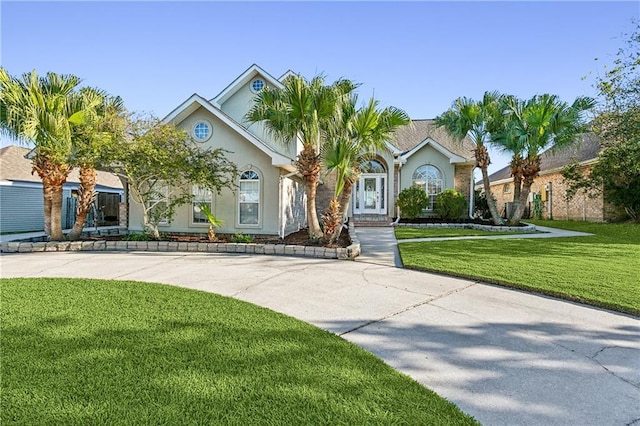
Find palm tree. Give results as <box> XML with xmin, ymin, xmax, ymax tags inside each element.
<box><xmin>68</xmin><ymin>90</ymin><xmax>126</xmax><ymax>240</ymax></box>
<box><xmin>246</xmin><ymin>74</ymin><xmax>356</xmax><ymax>240</ymax></box>
<box><xmin>492</xmin><ymin>94</ymin><xmax>595</xmax><ymax>224</ymax></box>
<box><xmin>322</xmin><ymin>95</ymin><xmax>410</xmax><ymax>243</ymax></box>
<box><xmin>0</xmin><ymin>69</ymin><xmax>84</xmax><ymax>240</ymax></box>
<box><xmin>435</xmin><ymin>92</ymin><xmax>505</xmax><ymax>225</ymax></box>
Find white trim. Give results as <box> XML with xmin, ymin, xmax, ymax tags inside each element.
<box><xmin>400</xmin><ymin>137</ymin><xmax>471</xmax><ymax>164</ymax></box>
<box><xmin>192</xmin><ymin>120</ymin><xmax>213</xmax><ymax>142</ymax></box>
<box><xmin>161</xmin><ymin>94</ymin><xmax>296</xmax><ymax>171</ymax></box>
<box><xmin>278</xmin><ymin>70</ymin><xmax>296</xmax><ymax>82</ymax></box>
<box><xmin>211</xmin><ymin>64</ymin><xmax>284</xmax><ymax>107</ymax></box>
<box><xmin>237</xmin><ymin>168</ymin><xmax>262</xmax><ymax>228</ymax></box>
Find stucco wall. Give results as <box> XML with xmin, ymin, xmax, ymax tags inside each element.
<box><xmin>281</xmin><ymin>175</ymin><xmax>306</xmax><ymax>236</ymax></box>
<box><xmin>218</xmin><ymin>76</ymin><xmax>297</xmax><ymax>159</ymax></box>
<box><xmin>128</xmin><ymin>107</ymin><xmax>285</xmax><ymax>236</ymax></box>
<box><xmin>400</xmin><ymin>145</ymin><xmax>455</xmax><ymax>193</ymax></box>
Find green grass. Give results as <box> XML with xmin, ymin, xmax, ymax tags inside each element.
<box><xmin>398</xmin><ymin>220</ymin><xmax>640</xmax><ymax>316</ymax></box>
<box><xmin>0</xmin><ymin>278</ymin><xmax>477</xmax><ymax>425</ymax></box>
<box><xmin>395</xmin><ymin>227</ymin><xmax>527</xmax><ymax>239</ymax></box>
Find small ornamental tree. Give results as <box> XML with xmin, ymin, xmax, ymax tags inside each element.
<box><xmin>435</xmin><ymin>189</ymin><xmax>467</xmax><ymax>221</ymax></box>
<box><xmin>397</xmin><ymin>185</ymin><xmax>429</xmax><ymax>219</ymax></box>
<box><xmin>106</xmin><ymin>116</ymin><xmax>237</xmax><ymax>239</ymax></box>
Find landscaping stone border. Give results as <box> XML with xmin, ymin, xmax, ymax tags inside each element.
<box><xmin>393</xmin><ymin>222</ymin><xmax>537</xmax><ymax>233</ymax></box>
<box><xmin>0</xmin><ymin>224</ymin><xmax>361</xmax><ymax>260</ymax></box>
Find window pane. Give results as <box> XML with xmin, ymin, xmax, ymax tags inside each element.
<box><xmin>239</xmin><ymin>203</ymin><xmax>259</xmax><ymax>224</ymax></box>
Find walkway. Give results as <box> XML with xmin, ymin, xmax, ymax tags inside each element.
<box><xmin>1</xmin><ymin>251</ymin><xmax>638</xmax><ymax>425</ymax></box>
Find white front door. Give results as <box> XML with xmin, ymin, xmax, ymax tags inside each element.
<box><xmin>354</xmin><ymin>174</ymin><xmax>386</xmax><ymax>214</ymax></box>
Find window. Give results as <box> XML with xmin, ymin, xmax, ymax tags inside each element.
<box><xmin>192</xmin><ymin>186</ymin><xmax>212</xmax><ymax>224</ymax></box>
<box><xmin>412</xmin><ymin>165</ymin><xmax>443</xmax><ymax>211</ymax></box>
<box><xmin>251</xmin><ymin>79</ymin><xmax>265</xmax><ymax>93</ymax></box>
<box><xmin>503</xmin><ymin>183</ymin><xmax>512</xmax><ymax>194</ymax></box>
<box><xmin>148</xmin><ymin>183</ymin><xmax>169</xmax><ymax>225</ymax></box>
<box><xmin>239</xmin><ymin>170</ymin><xmax>260</xmax><ymax>225</ymax></box>
<box><xmin>193</xmin><ymin>121</ymin><xmax>212</xmax><ymax>142</ymax></box>
<box><xmin>360</xmin><ymin>159</ymin><xmax>385</xmax><ymax>173</ymax></box>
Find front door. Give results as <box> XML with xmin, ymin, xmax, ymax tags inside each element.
<box><xmin>354</xmin><ymin>174</ymin><xmax>386</xmax><ymax>215</ymax></box>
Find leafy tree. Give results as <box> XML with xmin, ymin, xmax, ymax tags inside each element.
<box><xmin>105</xmin><ymin>116</ymin><xmax>237</xmax><ymax>239</ymax></box>
<box><xmin>397</xmin><ymin>185</ymin><xmax>429</xmax><ymax>219</ymax></box>
<box><xmin>321</xmin><ymin>95</ymin><xmax>410</xmax><ymax>243</ymax></box>
<box><xmin>492</xmin><ymin>94</ymin><xmax>594</xmax><ymax>225</ymax></box>
<box><xmin>0</xmin><ymin>69</ymin><xmax>85</xmax><ymax>240</ymax></box>
<box><xmin>563</xmin><ymin>22</ymin><xmax>640</xmax><ymax>221</ymax></box>
<box><xmin>435</xmin><ymin>92</ymin><xmax>505</xmax><ymax>225</ymax></box>
<box><xmin>68</xmin><ymin>89</ymin><xmax>126</xmax><ymax>240</ymax></box>
<box><xmin>246</xmin><ymin>73</ymin><xmax>356</xmax><ymax>240</ymax></box>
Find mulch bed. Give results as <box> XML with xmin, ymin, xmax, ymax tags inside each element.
<box><xmin>86</xmin><ymin>228</ymin><xmax>352</xmax><ymax>248</ymax></box>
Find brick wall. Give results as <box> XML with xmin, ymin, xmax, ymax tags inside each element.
<box><xmin>489</xmin><ymin>165</ymin><xmax>608</xmax><ymax>221</ymax></box>
<box><xmin>454</xmin><ymin>165</ymin><xmax>474</xmax><ymax>202</ymax></box>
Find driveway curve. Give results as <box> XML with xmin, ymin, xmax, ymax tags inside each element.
<box><xmin>1</xmin><ymin>251</ymin><xmax>639</xmax><ymax>425</ymax></box>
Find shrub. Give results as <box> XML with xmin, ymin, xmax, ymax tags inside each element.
<box><xmin>231</xmin><ymin>234</ymin><xmax>254</xmax><ymax>243</ymax></box>
<box><xmin>123</xmin><ymin>232</ymin><xmax>151</xmax><ymax>241</ymax></box>
<box><xmin>397</xmin><ymin>185</ymin><xmax>429</xmax><ymax>219</ymax></box>
<box><xmin>435</xmin><ymin>189</ymin><xmax>467</xmax><ymax>221</ymax></box>
<box><xmin>474</xmin><ymin>190</ymin><xmax>492</xmax><ymax>219</ymax></box>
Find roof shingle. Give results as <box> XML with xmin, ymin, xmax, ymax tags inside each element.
<box><xmin>389</xmin><ymin>119</ymin><xmax>475</xmax><ymax>160</ymax></box>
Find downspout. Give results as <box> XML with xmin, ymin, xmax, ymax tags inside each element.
<box><xmin>469</xmin><ymin>166</ymin><xmax>476</xmax><ymax>219</ymax></box>
<box><xmin>393</xmin><ymin>160</ymin><xmax>402</xmax><ymax>224</ymax></box>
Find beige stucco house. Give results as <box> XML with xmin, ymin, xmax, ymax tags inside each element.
<box><xmin>127</xmin><ymin>64</ymin><xmax>476</xmax><ymax>236</ymax></box>
<box><xmin>483</xmin><ymin>134</ymin><xmax>614</xmax><ymax>222</ymax></box>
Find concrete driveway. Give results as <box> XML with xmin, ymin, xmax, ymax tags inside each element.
<box><xmin>1</xmin><ymin>251</ymin><xmax>639</xmax><ymax>425</ymax></box>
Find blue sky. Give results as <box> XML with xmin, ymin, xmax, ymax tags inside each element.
<box><xmin>1</xmin><ymin>1</ymin><xmax>638</xmax><ymax>173</ymax></box>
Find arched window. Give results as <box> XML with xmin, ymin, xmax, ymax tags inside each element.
<box><xmin>412</xmin><ymin>165</ymin><xmax>443</xmax><ymax>211</ymax></box>
<box><xmin>238</xmin><ymin>170</ymin><xmax>260</xmax><ymax>225</ymax></box>
<box><xmin>360</xmin><ymin>160</ymin><xmax>385</xmax><ymax>174</ymax></box>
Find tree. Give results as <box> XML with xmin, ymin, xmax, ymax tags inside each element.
<box><xmin>246</xmin><ymin>74</ymin><xmax>356</xmax><ymax>240</ymax></box>
<box><xmin>321</xmin><ymin>95</ymin><xmax>409</xmax><ymax>243</ymax></box>
<box><xmin>68</xmin><ymin>89</ymin><xmax>126</xmax><ymax>240</ymax></box>
<box><xmin>105</xmin><ymin>116</ymin><xmax>237</xmax><ymax>239</ymax></box>
<box><xmin>435</xmin><ymin>92</ymin><xmax>505</xmax><ymax>225</ymax></box>
<box><xmin>493</xmin><ymin>94</ymin><xmax>594</xmax><ymax>225</ymax></box>
<box><xmin>0</xmin><ymin>69</ymin><xmax>85</xmax><ymax>240</ymax></box>
<box><xmin>563</xmin><ymin>22</ymin><xmax>640</xmax><ymax>220</ymax></box>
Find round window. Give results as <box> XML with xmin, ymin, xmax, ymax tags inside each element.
<box><xmin>193</xmin><ymin>121</ymin><xmax>211</xmax><ymax>142</ymax></box>
<box><xmin>251</xmin><ymin>79</ymin><xmax>265</xmax><ymax>93</ymax></box>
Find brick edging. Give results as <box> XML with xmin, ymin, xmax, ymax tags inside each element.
<box><xmin>0</xmin><ymin>224</ymin><xmax>362</xmax><ymax>260</ymax></box>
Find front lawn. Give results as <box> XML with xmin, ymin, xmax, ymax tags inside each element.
<box><xmin>395</xmin><ymin>227</ymin><xmax>528</xmax><ymax>239</ymax></box>
<box><xmin>0</xmin><ymin>278</ymin><xmax>477</xmax><ymax>425</ymax></box>
<box><xmin>398</xmin><ymin>220</ymin><xmax>640</xmax><ymax>316</ymax></box>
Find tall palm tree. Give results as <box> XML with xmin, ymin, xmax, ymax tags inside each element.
<box><xmin>435</xmin><ymin>92</ymin><xmax>505</xmax><ymax>225</ymax></box>
<box><xmin>322</xmin><ymin>95</ymin><xmax>410</xmax><ymax>243</ymax></box>
<box><xmin>68</xmin><ymin>89</ymin><xmax>126</xmax><ymax>240</ymax></box>
<box><xmin>246</xmin><ymin>74</ymin><xmax>356</xmax><ymax>240</ymax></box>
<box><xmin>492</xmin><ymin>94</ymin><xmax>595</xmax><ymax>224</ymax></box>
<box><xmin>0</xmin><ymin>69</ymin><xmax>84</xmax><ymax>240</ymax></box>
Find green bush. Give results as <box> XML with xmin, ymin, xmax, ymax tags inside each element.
<box><xmin>435</xmin><ymin>189</ymin><xmax>467</xmax><ymax>221</ymax></box>
<box><xmin>231</xmin><ymin>233</ymin><xmax>254</xmax><ymax>243</ymax></box>
<box><xmin>397</xmin><ymin>185</ymin><xmax>429</xmax><ymax>219</ymax></box>
<box><xmin>123</xmin><ymin>232</ymin><xmax>151</xmax><ymax>241</ymax></box>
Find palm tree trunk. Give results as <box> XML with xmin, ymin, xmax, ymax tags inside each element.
<box><xmin>43</xmin><ymin>190</ymin><xmax>52</xmax><ymax>236</ymax></box>
<box><xmin>49</xmin><ymin>184</ymin><xmax>65</xmax><ymax>241</ymax></box>
<box><xmin>475</xmin><ymin>145</ymin><xmax>503</xmax><ymax>225</ymax></box>
<box><xmin>296</xmin><ymin>145</ymin><xmax>323</xmax><ymax>240</ymax></box>
<box><xmin>338</xmin><ymin>180</ymin><xmax>353</xmax><ymax>222</ymax></box>
<box><xmin>321</xmin><ymin>198</ymin><xmax>341</xmax><ymax>245</ymax></box>
<box><xmin>33</xmin><ymin>156</ymin><xmax>69</xmax><ymax>241</ymax></box>
<box><xmin>509</xmin><ymin>177</ymin><xmax>533</xmax><ymax>225</ymax></box>
<box><xmin>68</xmin><ymin>166</ymin><xmax>97</xmax><ymax>240</ymax></box>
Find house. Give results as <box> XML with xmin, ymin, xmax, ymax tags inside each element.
<box><xmin>483</xmin><ymin>134</ymin><xmax>613</xmax><ymax>221</ymax></box>
<box><xmin>127</xmin><ymin>64</ymin><xmax>476</xmax><ymax>236</ymax></box>
<box><xmin>0</xmin><ymin>145</ymin><xmax>124</xmax><ymax>233</ymax></box>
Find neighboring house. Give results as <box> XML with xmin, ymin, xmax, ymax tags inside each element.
<box><xmin>127</xmin><ymin>64</ymin><xmax>476</xmax><ymax>236</ymax></box>
<box><xmin>483</xmin><ymin>134</ymin><xmax>612</xmax><ymax>221</ymax></box>
<box><xmin>0</xmin><ymin>145</ymin><xmax>124</xmax><ymax>233</ymax></box>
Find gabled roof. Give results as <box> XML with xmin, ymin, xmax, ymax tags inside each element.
<box><xmin>390</xmin><ymin>119</ymin><xmax>475</xmax><ymax>163</ymax></box>
<box><xmin>486</xmin><ymin>133</ymin><xmax>602</xmax><ymax>183</ymax></box>
<box><xmin>161</xmin><ymin>94</ymin><xmax>296</xmax><ymax>171</ymax></box>
<box><xmin>211</xmin><ymin>64</ymin><xmax>284</xmax><ymax>107</ymax></box>
<box><xmin>0</xmin><ymin>145</ymin><xmax>123</xmax><ymax>189</ymax></box>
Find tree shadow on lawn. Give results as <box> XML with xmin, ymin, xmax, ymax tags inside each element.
<box><xmin>331</xmin><ymin>317</ymin><xmax>640</xmax><ymax>426</ymax></box>
<box><xmin>1</xmin><ymin>282</ymin><xmax>474</xmax><ymax>425</ymax></box>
